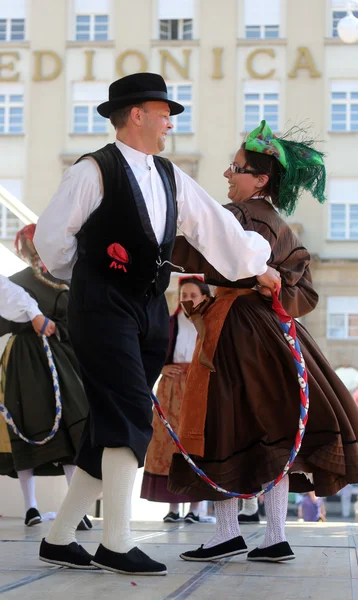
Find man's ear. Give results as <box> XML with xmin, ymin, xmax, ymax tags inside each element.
<box><xmin>129</xmin><ymin>106</ymin><xmax>143</xmax><ymax>126</ymax></box>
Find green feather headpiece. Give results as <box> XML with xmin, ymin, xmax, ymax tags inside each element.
<box><xmin>245</xmin><ymin>120</ymin><xmax>326</xmax><ymax>216</ymax></box>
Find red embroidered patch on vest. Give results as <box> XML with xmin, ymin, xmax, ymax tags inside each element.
<box><xmin>107</xmin><ymin>243</ymin><xmax>129</xmax><ymax>272</ymax></box>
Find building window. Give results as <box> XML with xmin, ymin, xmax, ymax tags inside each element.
<box><xmin>327</xmin><ymin>297</ymin><xmax>358</xmax><ymax>339</ymax></box>
<box><xmin>167</xmin><ymin>84</ymin><xmax>192</xmax><ymax>133</ymax></box>
<box><xmin>159</xmin><ymin>18</ymin><xmax>193</xmax><ymax>40</ymax></box>
<box><xmin>0</xmin><ymin>0</ymin><xmax>26</xmax><ymax>41</ymax></box>
<box><xmin>0</xmin><ymin>18</ymin><xmax>25</xmax><ymax>41</ymax></box>
<box><xmin>158</xmin><ymin>0</ymin><xmax>194</xmax><ymax>40</ymax></box>
<box><xmin>72</xmin><ymin>82</ymin><xmax>107</xmax><ymax>134</ymax></box>
<box><xmin>244</xmin><ymin>0</ymin><xmax>280</xmax><ymax>39</ymax></box>
<box><xmin>0</xmin><ymin>180</ymin><xmax>22</xmax><ymax>241</ymax></box>
<box><xmin>0</xmin><ymin>88</ymin><xmax>24</xmax><ymax>134</ymax></box>
<box><xmin>75</xmin><ymin>14</ymin><xmax>109</xmax><ymax>41</ymax></box>
<box><xmin>244</xmin><ymin>82</ymin><xmax>280</xmax><ymax>133</ymax></box>
<box><xmin>74</xmin><ymin>0</ymin><xmax>109</xmax><ymax>41</ymax></box>
<box><xmin>328</xmin><ymin>178</ymin><xmax>358</xmax><ymax>240</ymax></box>
<box><xmin>331</xmin><ymin>82</ymin><xmax>358</xmax><ymax>132</ymax></box>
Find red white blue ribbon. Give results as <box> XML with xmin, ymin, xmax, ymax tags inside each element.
<box><xmin>152</xmin><ymin>291</ymin><xmax>309</xmax><ymax>498</ymax></box>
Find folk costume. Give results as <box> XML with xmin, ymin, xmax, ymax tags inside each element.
<box><xmin>141</xmin><ymin>276</ymin><xmax>210</xmax><ymax>523</ymax></box>
<box><xmin>169</xmin><ymin>121</ymin><xmax>358</xmax><ymax>563</ymax></box>
<box><xmin>34</xmin><ymin>73</ymin><xmax>271</xmax><ymax>575</ymax></box>
<box><xmin>0</xmin><ymin>227</ymin><xmax>89</xmax><ymax>527</ymax></box>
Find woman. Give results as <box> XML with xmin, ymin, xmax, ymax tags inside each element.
<box><xmin>141</xmin><ymin>276</ymin><xmax>211</xmax><ymax>523</ymax></box>
<box><xmin>0</xmin><ymin>225</ymin><xmax>90</xmax><ymax>528</ymax></box>
<box><xmin>168</xmin><ymin>121</ymin><xmax>358</xmax><ymax>562</ymax></box>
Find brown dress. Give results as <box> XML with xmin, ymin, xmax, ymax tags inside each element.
<box><xmin>168</xmin><ymin>198</ymin><xmax>358</xmax><ymax>501</ymax></box>
<box><xmin>141</xmin><ymin>313</ymin><xmax>195</xmax><ymax>503</ymax></box>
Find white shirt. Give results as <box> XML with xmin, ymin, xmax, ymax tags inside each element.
<box><xmin>0</xmin><ymin>274</ymin><xmax>42</xmax><ymax>322</ymax></box>
<box><xmin>34</xmin><ymin>140</ymin><xmax>270</xmax><ymax>281</ymax></box>
<box><xmin>173</xmin><ymin>311</ymin><xmax>198</xmax><ymax>364</ymax></box>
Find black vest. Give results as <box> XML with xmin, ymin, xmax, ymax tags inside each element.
<box><xmin>73</xmin><ymin>143</ymin><xmax>177</xmax><ymax>298</ymax></box>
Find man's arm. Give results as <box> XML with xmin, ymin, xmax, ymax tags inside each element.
<box><xmin>173</xmin><ymin>165</ymin><xmax>270</xmax><ymax>281</ymax></box>
<box><xmin>34</xmin><ymin>160</ymin><xmax>102</xmax><ymax>279</ymax></box>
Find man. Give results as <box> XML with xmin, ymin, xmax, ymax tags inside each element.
<box><xmin>34</xmin><ymin>72</ymin><xmax>280</xmax><ymax>576</ymax></box>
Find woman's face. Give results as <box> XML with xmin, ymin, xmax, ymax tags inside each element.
<box><xmin>180</xmin><ymin>283</ymin><xmax>206</xmax><ymax>308</ymax></box>
<box><xmin>223</xmin><ymin>148</ymin><xmax>268</xmax><ymax>203</ymax></box>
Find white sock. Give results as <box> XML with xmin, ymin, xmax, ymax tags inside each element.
<box><xmin>46</xmin><ymin>467</ymin><xmax>102</xmax><ymax>546</ymax></box>
<box><xmin>18</xmin><ymin>469</ymin><xmax>37</xmax><ymax>513</ymax></box>
<box><xmin>204</xmin><ymin>498</ymin><xmax>241</xmax><ymax>549</ymax></box>
<box><xmin>259</xmin><ymin>477</ymin><xmax>289</xmax><ymax>548</ymax></box>
<box><xmin>189</xmin><ymin>502</ymin><xmax>201</xmax><ymax>516</ymax></box>
<box><xmin>239</xmin><ymin>497</ymin><xmax>258</xmax><ymax>516</ymax></box>
<box><xmin>101</xmin><ymin>447</ymin><xmax>138</xmax><ymax>554</ymax></box>
<box><xmin>63</xmin><ymin>464</ymin><xmax>76</xmax><ymax>487</ymax></box>
<box><xmin>169</xmin><ymin>503</ymin><xmax>180</xmax><ymax>514</ymax></box>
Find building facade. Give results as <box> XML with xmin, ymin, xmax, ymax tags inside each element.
<box><xmin>0</xmin><ymin>0</ymin><xmax>357</xmax><ymax>374</ymax></box>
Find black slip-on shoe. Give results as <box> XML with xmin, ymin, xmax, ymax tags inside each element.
<box><xmin>163</xmin><ymin>511</ymin><xmax>180</xmax><ymax>523</ymax></box>
<box><xmin>184</xmin><ymin>511</ymin><xmax>200</xmax><ymax>523</ymax></box>
<box><xmin>238</xmin><ymin>510</ymin><xmax>260</xmax><ymax>524</ymax></box>
<box><xmin>247</xmin><ymin>541</ymin><xmax>295</xmax><ymax>562</ymax></box>
<box><xmin>76</xmin><ymin>515</ymin><xmax>93</xmax><ymax>530</ymax></box>
<box><xmin>25</xmin><ymin>508</ymin><xmax>42</xmax><ymax>527</ymax></box>
<box><xmin>92</xmin><ymin>544</ymin><xmax>167</xmax><ymax>575</ymax></box>
<box><xmin>180</xmin><ymin>535</ymin><xmax>247</xmax><ymax>562</ymax></box>
<box><xmin>39</xmin><ymin>538</ymin><xmax>97</xmax><ymax>569</ymax></box>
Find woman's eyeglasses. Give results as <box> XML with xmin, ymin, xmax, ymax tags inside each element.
<box><xmin>229</xmin><ymin>163</ymin><xmax>260</xmax><ymax>175</ymax></box>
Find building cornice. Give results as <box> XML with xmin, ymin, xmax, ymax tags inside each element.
<box><xmin>150</xmin><ymin>39</ymin><xmax>200</xmax><ymax>47</ymax></box>
<box><xmin>236</xmin><ymin>38</ymin><xmax>287</xmax><ymax>47</ymax></box>
<box><xmin>66</xmin><ymin>40</ymin><xmax>115</xmax><ymax>48</ymax></box>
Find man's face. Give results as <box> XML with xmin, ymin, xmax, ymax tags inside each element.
<box><xmin>140</xmin><ymin>101</ymin><xmax>174</xmax><ymax>154</ymax></box>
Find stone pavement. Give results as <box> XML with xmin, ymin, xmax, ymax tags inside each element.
<box><xmin>0</xmin><ymin>517</ymin><xmax>357</xmax><ymax>599</ymax></box>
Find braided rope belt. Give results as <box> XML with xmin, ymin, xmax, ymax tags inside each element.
<box><xmin>0</xmin><ymin>335</ymin><xmax>62</xmax><ymax>445</ymax></box>
<box><xmin>152</xmin><ymin>291</ymin><xmax>309</xmax><ymax>499</ymax></box>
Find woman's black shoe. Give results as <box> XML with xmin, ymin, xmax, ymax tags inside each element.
<box><xmin>92</xmin><ymin>544</ymin><xmax>167</xmax><ymax>575</ymax></box>
<box><xmin>247</xmin><ymin>541</ymin><xmax>295</xmax><ymax>562</ymax></box>
<box><xmin>163</xmin><ymin>511</ymin><xmax>180</xmax><ymax>523</ymax></box>
<box><xmin>25</xmin><ymin>508</ymin><xmax>42</xmax><ymax>527</ymax></box>
<box><xmin>238</xmin><ymin>510</ymin><xmax>260</xmax><ymax>523</ymax></box>
<box><xmin>76</xmin><ymin>515</ymin><xmax>93</xmax><ymax>530</ymax></box>
<box><xmin>180</xmin><ymin>535</ymin><xmax>247</xmax><ymax>562</ymax></box>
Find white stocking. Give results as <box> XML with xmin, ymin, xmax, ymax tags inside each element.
<box><xmin>259</xmin><ymin>476</ymin><xmax>289</xmax><ymax>548</ymax></box>
<box><xmin>17</xmin><ymin>469</ymin><xmax>37</xmax><ymax>513</ymax></box>
<box><xmin>239</xmin><ymin>497</ymin><xmax>258</xmax><ymax>516</ymax></box>
<box><xmin>203</xmin><ymin>498</ymin><xmax>241</xmax><ymax>549</ymax></box>
<box><xmin>101</xmin><ymin>447</ymin><xmax>138</xmax><ymax>554</ymax></box>
<box><xmin>63</xmin><ymin>464</ymin><xmax>76</xmax><ymax>487</ymax></box>
<box><xmin>46</xmin><ymin>467</ymin><xmax>102</xmax><ymax>546</ymax></box>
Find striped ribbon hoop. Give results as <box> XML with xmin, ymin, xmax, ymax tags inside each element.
<box><xmin>0</xmin><ymin>335</ymin><xmax>62</xmax><ymax>445</ymax></box>
<box><xmin>152</xmin><ymin>291</ymin><xmax>309</xmax><ymax>499</ymax></box>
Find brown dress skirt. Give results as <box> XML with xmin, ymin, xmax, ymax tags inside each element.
<box><xmin>141</xmin><ymin>363</ymin><xmax>193</xmax><ymax>503</ymax></box>
<box><xmin>169</xmin><ymin>292</ymin><xmax>358</xmax><ymax>501</ymax></box>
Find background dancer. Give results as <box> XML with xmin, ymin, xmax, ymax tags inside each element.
<box><xmin>141</xmin><ymin>276</ymin><xmax>211</xmax><ymax>524</ymax></box>
<box><xmin>0</xmin><ymin>225</ymin><xmax>90</xmax><ymax>530</ymax></box>
<box><xmin>168</xmin><ymin>121</ymin><xmax>358</xmax><ymax>563</ymax></box>
<box><xmin>34</xmin><ymin>73</ymin><xmax>279</xmax><ymax>576</ymax></box>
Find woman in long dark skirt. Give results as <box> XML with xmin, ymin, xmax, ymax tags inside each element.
<box><xmin>0</xmin><ymin>225</ymin><xmax>90</xmax><ymax>528</ymax></box>
<box><xmin>168</xmin><ymin>121</ymin><xmax>358</xmax><ymax>563</ymax></box>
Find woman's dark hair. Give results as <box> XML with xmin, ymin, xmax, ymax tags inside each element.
<box><xmin>179</xmin><ymin>276</ymin><xmax>211</xmax><ymax>298</ymax></box>
<box><xmin>241</xmin><ymin>144</ymin><xmax>284</xmax><ymax>208</ymax></box>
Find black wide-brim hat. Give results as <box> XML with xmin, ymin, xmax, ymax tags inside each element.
<box><xmin>97</xmin><ymin>72</ymin><xmax>185</xmax><ymax>118</ymax></box>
